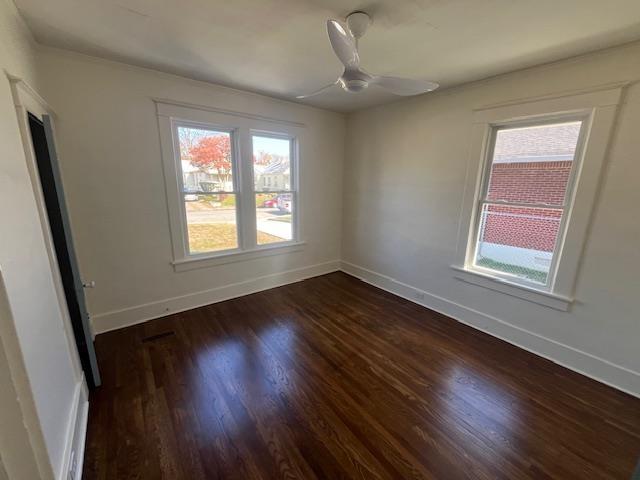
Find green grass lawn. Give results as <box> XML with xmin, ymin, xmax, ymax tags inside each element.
<box><xmin>475</xmin><ymin>257</ymin><xmax>548</xmax><ymax>284</ymax></box>
<box><xmin>188</xmin><ymin>223</ymin><xmax>280</xmax><ymax>253</ymax></box>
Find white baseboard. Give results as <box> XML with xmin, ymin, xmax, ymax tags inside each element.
<box><xmin>91</xmin><ymin>260</ymin><xmax>341</xmax><ymax>335</ymax></box>
<box><xmin>340</xmin><ymin>261</ymin><xmax>640</xmax><ymax>398</ymax></box>
<box><xmin>59</xmin><ymin>375</ymin><xmax>88</xmax><ymax>480</ymax></box>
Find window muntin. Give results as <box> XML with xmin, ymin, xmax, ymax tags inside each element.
<box><xmin>472</xmin><ymin>120</ymin><xmax>583</xmax><ymax>287</ymax></box>
<box><xmin>175</xmin><ymin>125</ymin><xmax>239</xmax><ymax>255</ymax></box>
<box><xmin>252</xmin><ymin>134</ymin><xmax>295</xmax><ymax>245</ymax></box>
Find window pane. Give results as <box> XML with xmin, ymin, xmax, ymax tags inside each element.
<box><xmin>184</xmin><ymin>194</ymin><xmax>237</xmax><ymax>253</ymax></box>
<box><xmin>252</xmin><ymin>135</ymin><xmax>291</xmax><ymax>191</ymax></box>
<box><xmin>486</xmin><ymin>121</ymin><xmax>581</xmax><ymax>206</ymax></box>
<box><xmin>255</xmin><ymin>193</ymin><xmax>293</xmax><ymax>245</ymax></box>
<box><xmin>474</xmin><ymin>204</ymin><xmax>563</xmax><ymax>284</ymax></box>
<box><xmin>177</xmin><ymin>126</ymin><xmax>233</xmax><ymax>192</ymax></box>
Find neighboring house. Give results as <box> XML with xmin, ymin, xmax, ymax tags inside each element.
<box><xmin>478</xmin><ymin>123</ymin><xmax>580</xmax><ymax>275</ymax></box>
<box><xmin>181</xmin><ymin>160</ymin><xmax>230</xmax><ymax>192</ymax></box>
<box><xmin>254</xmin><ymin>156</ymin><xmax>290</xmax><ymax>190</ymax></box>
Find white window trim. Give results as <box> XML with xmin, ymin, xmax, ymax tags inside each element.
<box><xmin>452</xmin><ymin>84</ymin><xmax>625</xmax><ymax>310</ymax></box>
<box><xmin>156</xmin><ymin>100</ymin><xmax>304</xmax><ymax>271</ymax></box>
<box><xmin>469</xmin><ymin>114</ymin><xmax>587</xmax><ymax>292</ymax></box>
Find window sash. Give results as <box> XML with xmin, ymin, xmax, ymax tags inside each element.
<box><xmin>173</xmin><ymin>121</ymin><xmax>243</xmax><ymax>256</ymax></box>
<box><xmin>471</xmin><ymin>201</ymin><xmax>566</xmax><ymax>283</ymax></box>
<box><xmin>250</xmin><ymin>132</ymin><xmax>296</xmax><ymax>192</ymax></box>
<box><xmin>183</xmin><ymin>193</ymin><xmax>242</xmax><ymax>258</ymax></box>
<box><xmin>253</xmin><ymin>190</ymin><xmax>298</xmax><ymax>246</ymax></box>
<box><xmin>468</xmin><ymin>118</ymin><xmax>586</xmax><ymax>290</ymax></box>
<box><xmin>250</xmin><ymin>133</ymin><xmax>298</xmax><ymax>246</ymax></box>
<box><xmin>173</xmin><ymin>121</ymin><xmax>240</xmax><ymax>193</ymax></box>
<box><xmin>254</xmin><ymin>190</ymin><xmax>297</xmax><ymax>246</ymax></box>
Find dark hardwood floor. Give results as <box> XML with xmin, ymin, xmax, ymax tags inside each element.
<box><xmin>84</xmin><ymin>272</ymin><xmax>640</xmax><ymax>479</ymax></box>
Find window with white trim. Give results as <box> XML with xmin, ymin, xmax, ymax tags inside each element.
<box><xmin>157</xmin><ymin>101</ymin><xmax>301</xmax><ymax>270</ymax></box>
<box><xmin>471</xmin><ymin>119</ymin><xmax>584</xmax><ymax>287</ymax></box>
<box><xmin>453</xmin><ymin>86</ymin><xmax>622</xmax><ymax>309</ymax></box>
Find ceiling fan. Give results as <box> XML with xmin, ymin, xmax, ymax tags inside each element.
<box><xmin>297</xmin><ymin>11</ymin><xmax>439</xmax><ymax>99</ymax></box>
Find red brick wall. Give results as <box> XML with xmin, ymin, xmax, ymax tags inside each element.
<box><xmin>481</xmin><ymin>161</ymin><xmax>572</xmax><ymax>252</ymax></box>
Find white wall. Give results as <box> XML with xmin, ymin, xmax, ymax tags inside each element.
<box><xmin>0</xmin><ymin>275</ymin><xmax>45</xmax><ymax>479</ymax></box>
<box><xmin>37</xmin><ymin>48</ymin><xmax>345</xmax><ymax>334</ymax></box>
<box><xmin>0</xmin><ymin>0</ymin><xmax>83</xmax><ymax>478</ymax></box>
<box><xmin>29</xmin><ymin>25</ymin><xmax>640</xmax><ymax>397</ymax></box>
<box><xmin>342</xmin><ymin>42</ymin><xmax>640</xmax><ymax>396</ymax></box>
<box><xmin>0</xmin><ymin>458</ymin><xmax>7</xmax><ymax>480</ymax></box>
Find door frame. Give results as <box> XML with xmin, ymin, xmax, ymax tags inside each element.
<box><xmin>8</xmin><ymin>75</ymin><xmax>87</xmax><ymax>382</ymax></box>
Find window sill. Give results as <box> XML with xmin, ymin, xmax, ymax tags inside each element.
<box><xmin>172</xmin><ymin>241</ymin><xmax>305</xmax><ymax>272</ymax></box>
<box><xmin>450</xmin><ymin>265</ymin><xmax>573</xmax><ymax>311</ymax></box>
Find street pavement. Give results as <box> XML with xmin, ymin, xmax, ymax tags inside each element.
<box><xmin>186</xmin><ymin>207</ymin><xmax>291</xmax><ymax>240</ymax></box>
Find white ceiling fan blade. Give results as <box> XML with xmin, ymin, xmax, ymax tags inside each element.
<box><xmin>326</xmin><ymin>19</ymin><xmax>359</xmax><ymax>69</ymax></box>
<box><xmin>371</xmin><ymin>76</ymin><xmax>439</xmax><ymax>96</ymax></box>
<box><xmin>296</xmin><ymin>81</ymin><xmax>339</xmax><ymax>99</ymax></box>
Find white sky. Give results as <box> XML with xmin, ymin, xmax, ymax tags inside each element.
<box><xmin>252</xmin><ymin>135</ymin><xmax>289</xmax><ymax>157</ymax></box>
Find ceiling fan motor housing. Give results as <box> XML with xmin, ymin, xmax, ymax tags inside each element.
<box><xmin>339</xmin><ymin>69</ymin><xmax>372</xmax><ymax>93</ymax></box>
<box><xmin>341</xmin><ymin>79</ymin><xmax>368</xmax><ymax>92</ymax></box>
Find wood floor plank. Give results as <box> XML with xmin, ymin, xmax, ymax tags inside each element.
<box><xmin>84</xmin><ymin>272</ymin><xmax>640</xmax><ymax>479</ymax></box>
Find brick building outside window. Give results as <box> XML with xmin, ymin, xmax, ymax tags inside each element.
<box><xmin>474</xmin><ymin>122</ymin><xmax>581</xmax><ymax>285</ymax></box>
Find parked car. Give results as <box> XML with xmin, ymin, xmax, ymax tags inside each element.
<box><xmin>277</xmin><ymin>194</ymin><xmax>292</xmax><ymax>213</ymax></box>
<box><xmin>262</xmin><ymin>197</ymin><xmax>278</xmax><ymax>208</ymax></box>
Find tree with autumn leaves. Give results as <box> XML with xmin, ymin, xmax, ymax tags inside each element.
<box><xmin>187</xmin><ymin>134</ymin><xmax>233</xmax><ymax>188</ymax></box>
<box><xmin>179</xmin><ymin>128</ymin><xmax>278</xmax><ymax>190</ymax></box>
<box><xmin>253</xmin><ymin>151</ymin><xmax>273</xmax><ymax>166</ymax></box>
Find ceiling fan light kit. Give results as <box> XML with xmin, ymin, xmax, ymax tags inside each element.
<box><xmin>297</xmin><ymin>11</ymin><xmax>439</xmax><ymax>99</ymax></box>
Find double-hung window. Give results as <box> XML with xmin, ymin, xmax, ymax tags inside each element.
<box><xmin>157</xmin><ymin>101</ymin><xmax>302</xmax><ymax>271</ymax></box>
<box><xmin>472</xmin><ymin>119</ymin><xmax>584</xmax><ymax>287</ymax></box>
<box><xmin>175</xmin><ymin>123</ymin><xmax>241</xmax><ymax>254</ymax></box>
<box><xmin>454</xmin><ymin>86</ymin><xmax>622</xmax><ymax>309</ymax></box>
<box><xmin>252</xmin><ymin>134</ymin><xmax>295</xmax><ymax>245</ymax></box>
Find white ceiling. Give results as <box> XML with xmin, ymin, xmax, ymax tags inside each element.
<box><xmin>14</xmin><ymin>0</ymin><xmax>640</xmax><ymax>112</ymax></box>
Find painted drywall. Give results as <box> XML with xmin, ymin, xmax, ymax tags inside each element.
<box><xmin>0</xmin><ymin>275</ymin><xmax>43</xmax><ymax>480</ymax></box>
<box><xmin>0</xmin><ymin>0</ymin><xmax>83</xmax><ymax>477</ymax></box>
<box><xmin>0</xmin><ymin>459</ymin><xmax>7</xmax><ymax>480</ymax></box>
<box><xmin>36</xmin><ymin>48</ymin><xmax>345</xmax><ymax>334</ymax></box>
<box><xmin>343</xmin><ymin>42</ymin><xmax>640</xmax><ymax>395</ymax></box>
